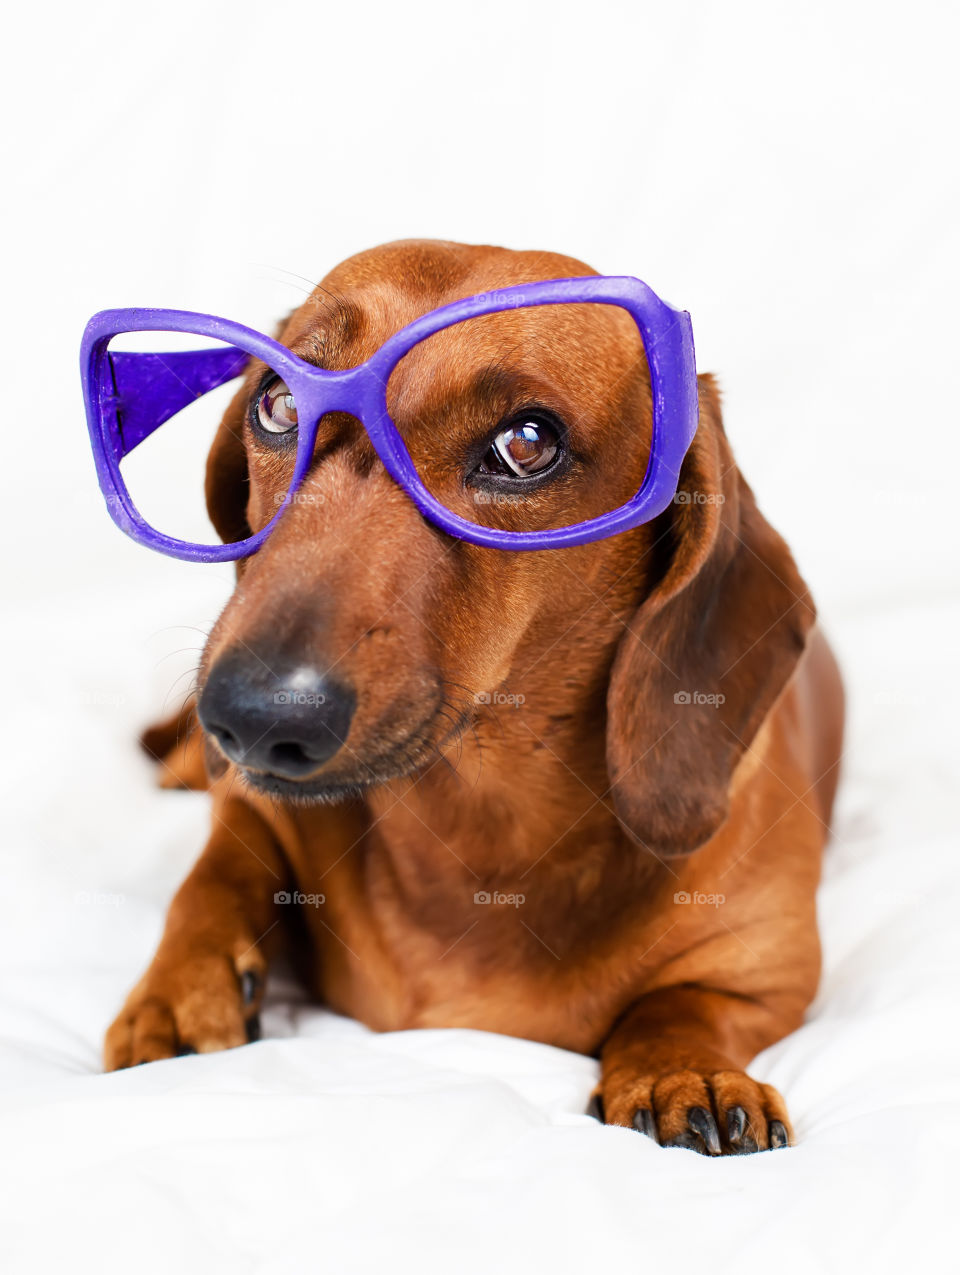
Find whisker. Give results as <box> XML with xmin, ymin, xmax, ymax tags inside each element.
<box><xmin>153</xmin><ymin>646</ymin><xmax>204</xmax><ymax>671</ymax></box>
<box><xmin>162</xmin><ymin>666</ymin><xmax>202</xmax><ymax>714</ymax></box>
<box><xmin>148</xmin><ymin>624</ymin><xmax>212</xmax><ymax>641</ymax></box>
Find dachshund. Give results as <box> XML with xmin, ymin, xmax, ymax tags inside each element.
<box><xmin>106</xmin><ymin>240</ymin><xmax>845</xmax><ymax>1156</ymax></box>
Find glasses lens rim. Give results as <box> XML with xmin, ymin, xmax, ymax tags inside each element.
<box><xmin>105</xmin><ymin>330</ymin><xmax>264</xmax><ymax>550</ymax></box>
<box><xmin>383</xmin><ymin>299</ymin><xmax>653</xmax><ymax>536</ymax></box>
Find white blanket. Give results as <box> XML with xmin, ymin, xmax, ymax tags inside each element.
<box><xmin>2</xmin><ymin>2</ymin><xmax>957</xmax><ymax>1263</ymax></box>
<box><xmin>1</xmin><ymin>587</ymin><xmax>957</xmax><ymax>1275</ymax></box>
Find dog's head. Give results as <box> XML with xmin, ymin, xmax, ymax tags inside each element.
<box><xmin>197</xmin><ymin>240</ymin><xmax>814</xmax><ymax>856</ymax></box>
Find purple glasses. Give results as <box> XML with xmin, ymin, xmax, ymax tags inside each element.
<box><xmin>80</xmin><ymin>276</ymin><xmax>697</xmax><ymax>561</ymax></box>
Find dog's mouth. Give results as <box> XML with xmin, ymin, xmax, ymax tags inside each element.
<box><xmin>238</xmin><ymin>755</ymin><xmax>424</xmax><ymax>804</ymax></box>
<box><xmin>240</xmin><ymin>769</ymin><xmax>377</xmax><ymax>803</ymax></box>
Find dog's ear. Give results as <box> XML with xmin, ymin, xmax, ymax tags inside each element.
<box><xmin>606</xmin><ymin>375</ymin><xmax>816</xmax><ymax>858</ymax></box>
<box><xmin>204</xmin><ymin>382</ymin><xmax>252</xmax><ymax>547</ymax></box>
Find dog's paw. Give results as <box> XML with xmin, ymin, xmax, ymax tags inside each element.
<box><xmin>104</xmin><ymin>949</ymin><xmax>265</xmax><ymax>1070</ymax></box>
<box><xmin>591</xmin><ymin>1068</ymin><xmax>792</xmax><ymax>1155</ymax></box>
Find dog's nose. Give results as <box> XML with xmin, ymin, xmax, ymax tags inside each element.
<box><xmin>197</xmin><ymin>651</ymin><xmax>355</xmax><ymax>779</ymax></box>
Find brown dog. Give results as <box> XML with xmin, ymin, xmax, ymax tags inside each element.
<box><xmin>106</xmin><ymin>240</ymin><xmax>844</xmax><ymax>1157</ymax></box>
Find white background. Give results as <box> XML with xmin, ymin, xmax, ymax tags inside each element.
<box><xmin>1</xmin><ymin>2</ymin><xmax>958</xmax><ymax>1272</ymax></box>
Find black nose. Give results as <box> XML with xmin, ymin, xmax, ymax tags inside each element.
<box><xmin>197</xmin><ymin>650</ymin><xmax>355</xmax><ymax>779</ymax></box>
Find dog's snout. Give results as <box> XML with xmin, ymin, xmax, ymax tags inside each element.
<box><xmin>198</xmin><ymin>651</ymin><xmax>355</xmax><ymax>780</ymax></box>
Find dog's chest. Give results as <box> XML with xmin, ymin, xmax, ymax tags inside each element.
<box><xmin>281</xmin><ymin>806</ymin><xmax>687</xmax><ymax>1052</ymax></box>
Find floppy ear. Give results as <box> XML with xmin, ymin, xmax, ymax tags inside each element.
<box><xmin>606</xmin><ymin>375</ymin><xmax>816</xmax><ymax>858</ymax></box>
<box><xmin>204</xmin><ymin>383</ymin><xmax>252</xmax><ymax>547</ymax></box>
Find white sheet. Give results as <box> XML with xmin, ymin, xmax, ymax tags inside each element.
<box><xmin>3</xmin><ymin>2</ymin><xmax>959</xmax><ymax>1265</ymax></box>
<box><xmin>1</xmin><ymin>589</ymin><xmax>957</xmax><ymax>1275</ymax></box>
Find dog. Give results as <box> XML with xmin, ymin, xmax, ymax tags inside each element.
<box><xmin>106</xmin><ymin>240</ymin><xmax>844</xmax><ymax>1156</ymax></box>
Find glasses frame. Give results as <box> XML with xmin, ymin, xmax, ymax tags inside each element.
<box><xmin>80</xmin><ymin>276</ymin><xmax>697</xmax><ymax>562</ymax></box>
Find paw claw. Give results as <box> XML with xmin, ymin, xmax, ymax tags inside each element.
<box><xmin>631</xmin><ymin>1108</ymin><xmax>659</xmax><ymax>1142</ymax></box>
<box><xmin>687</xmin><ymin>1105</ymin><xmax>722</xmax><ymax>1156</ymax></box>
<box><xmin>239</xmin><ymin>970</ymin><xmax>260</xmax><ymax>1006</ymax></box>
<box><xmin>727</xmin><ymin>1104</ymin><xmax>746</xmax><ymax>1144</ymax></box>
<box><xmin>245</xmin><ymin>1015</ymin><xmax>262</xmax><ymax>1043</ymax></box>
<box><xmin>725</xmin><ymin>1104</ymin><xmax>758</xmax><ymax>1152</ymax></box>
<box><xmin>769</xmin><ymin>1120</ymin><xmax>789</xmax><ymax>1149</ymax></box>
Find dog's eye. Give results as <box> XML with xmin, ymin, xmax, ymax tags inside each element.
<box><xmin>256</xmin><ymin>378</ymin><xmax>299</xmax><ymax>435</ymax></box>
<box><xmin>479</xmin><ymin>417</ymin><xmax>561</xmax><ymax>478</ymax></box>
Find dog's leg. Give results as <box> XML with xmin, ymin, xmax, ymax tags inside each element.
<box><xmin>595</xmin><ymin>986</ymin><xmax>798</xmax><ymax>1154</ymax></box>
<box><xmin>104</xmin><ymin>796</ymin><xmax>288</xmax><ymax>1069</ymax></box>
